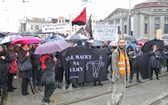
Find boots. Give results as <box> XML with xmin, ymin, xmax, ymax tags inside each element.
<box><xmin>57</xmin><ymin>82</ymin><xmax>61</xmax><ymax>89</ymax></box>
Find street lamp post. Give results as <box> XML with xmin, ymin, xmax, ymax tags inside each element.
<box><xmin>23</xmin><ymin>0</ymin><xmax>29</xmax><ymax>31</ymax></box>
<box><xmin>127</xmin><ymin>0</ymin><xmax>131</xmax><ymax>35</ymax></box>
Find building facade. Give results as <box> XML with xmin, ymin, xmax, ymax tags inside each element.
<box><xmin>21</xmin><ymin>14</ymin><xmax>97</xmax><ymax>36</ymax></box>
<box><xmin>105</xmin><ymin>0</ymin><xmax>168</xmax><ymax>39</ymax></box>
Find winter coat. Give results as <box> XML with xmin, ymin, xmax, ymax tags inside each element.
<box><xmin>18</xmin><ymin>48</ymin><xmax>32</xmax><ymax>78</ymax></box>
<box><xmin>130</xmin><ymin>49</ymin><xmax>143</xmax><ymax>66</ymax></box>
<box><xmin>0</xmin><ymin>45</ymin><xmax>12</xmax><ymax>83</ymax></box>
<box><xmin>149</xmin><ymin>50</ymin><xmax>161</xmax><ymax>68</ymax></box>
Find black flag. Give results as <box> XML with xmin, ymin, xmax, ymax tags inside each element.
<box><xmin>85</xmin><ymin>14</ymin><xmax>93</xmax><ymax>38</ymax></box>
<box><xmin>138</xmin><ymin>53</ymin><xmax>150</xmax><ymax>79</ymax></box>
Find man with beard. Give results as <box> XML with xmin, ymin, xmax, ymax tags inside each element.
<box><xmin>111</xmin><ymin>38</ymin><xmax>130</xmax><ymax>105</ymax></box>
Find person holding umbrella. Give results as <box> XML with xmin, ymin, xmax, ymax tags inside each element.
<box><xmin>18</xmin><ymin>44</ymin><xmax>32</xmax><ymax>96</ymax></box>
<box><xmin>149</xmin><ymin>45</ymin><xmax>161</xmax><ymax>80</ymax></box>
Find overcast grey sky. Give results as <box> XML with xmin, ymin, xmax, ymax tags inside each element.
<box><xmin>0</xmin><ymin>0</ymin><xmax>144</xmax><ymax>32</ymax></box>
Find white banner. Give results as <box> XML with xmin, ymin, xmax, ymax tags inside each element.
<box><xmin>93</xmin><ymin>24</ymin><xmax>118</xmax><ymax>41</ymax></box>
<box><xmin>42</xmin><ymin>23</ymin><xmax>71</xmax><ymax>33</ymax></box>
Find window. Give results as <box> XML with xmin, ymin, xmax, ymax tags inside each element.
<box><xmin>118</xmin><ymin>26</ymin><xmax>121</xmax><ymax>34</ymax></box>
<box><xmin>165</xmin><ymin>17</ymin><xmax>168</xmax><ymax>20</ymax></box>
<box><xmin>35</xmin><ymin>25</ymin><xmax>39</xmax><ymax>30</ymax></box>
<box><xmin>155</xmin><ymin>17</ymin><xmax>160</xmax><ymax>20</ymax></box>
<box><xmin>164</xmin><ymin>24</ymin><xmax>168</xmax><ymax>33</ymax></box>
<box><xmin>145</xmin><ymin>23</ymin><xmax>148</xmax><ymax>34</ymax></box>
<box><xmin>59</xmin><ymin>20</ymin><xmax>61</xmax><ymax>23</ymax></box>
<box><xmin>124</xmin><ymin>25</ymin><xmax>127</xmax><ymax>34</ymax></box>
<box><xmin>31</xmin><ymin>25</ymin><xmax>33</xmax><ymax>29</ymax></box>
<box><xmin>158</xmin><ymin>9</ymin><xmax>161</xmax><ymax>11</ymax></box>
<box><xmin>155</xmin><ymin>24</ymin><xmax>160</xmax><ymax>33</ymax></box>
<box><xmin>154</xmin><ymin>9</ymin><xmax>157</xmax><ymax>11</ymax></box>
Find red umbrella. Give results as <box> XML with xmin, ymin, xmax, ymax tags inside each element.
<box><xmin>11</xmin><ymin>36</ymin><xmax>42</xmax><ymax>44</ymax></box>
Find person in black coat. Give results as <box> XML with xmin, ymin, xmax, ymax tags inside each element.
<box><xmin>29</xmin><ymin>44</ymin><xmax>42</xmax><ymax>93</ymax></box>
<box><xmin>0</xmin><ymin>44</ymin><xmax>12</xmax><ymax>98</ymax></box>
<box><xmin>18</xmin><ymin>44</ymin><xmax>32</xmax><ymax>96</ymax></box>
<box><xmin>149</xmin><ymin>45</ymin><xmax>161</xmax><ymax>80</ymax></box>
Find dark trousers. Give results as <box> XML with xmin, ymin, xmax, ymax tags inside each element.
<box><xmin>32</xmin><ymin>68</ymin><xmax>42</xmax><ymax>86</ymax></box>
<box><xmin>43</xmin><ymin>83</ymin><xmax>56</xmax><ymax>101</ymax></box>
<box><xmin>130</xmin><ymin>64</ymin><xmax>139</xmax><ymax>80</ymax></box>
<box><xmin>55</xmin><ymin>68</ymin><xmax>64</xmax><ymax>83</ymax></box>
<box><xmin>22</xmin><ymin>78</ymin><xmax>29</xmax><ymax>94</ymax></box>
<box><xmin>150</xmin><ymin>67</ymin><xmax>159</xmax><ymax>79</ymax></box>
<box><xmin>7</xmin><ymin>73</ymin><xmax>14</xmax><ymax>90</ymax></box>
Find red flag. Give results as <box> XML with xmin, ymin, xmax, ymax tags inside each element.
<box><xmin>72</xmin><ymin>7</ymin><xmax>86</xmax><ymax>26</ymax></box>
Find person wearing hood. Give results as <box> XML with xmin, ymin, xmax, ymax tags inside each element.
<box><xmin>129</xmin><ymin>45</ymin><xmax>143</xmax><ymax>83</ymax></box>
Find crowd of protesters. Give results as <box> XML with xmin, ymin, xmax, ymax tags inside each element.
<box><xmin>0</xmin><ymin>36</ymin><xmax>168</xmax><ymax>105</ymax></box>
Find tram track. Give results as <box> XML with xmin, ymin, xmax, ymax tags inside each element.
<box><xmin>55</xmin><ymin>73</ymin><xmax>168</xmax><ymax>105</ymax></box>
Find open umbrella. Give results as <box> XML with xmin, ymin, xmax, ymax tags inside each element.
<box><xmin>109</xmin><ymin>41</ymin><xmax>118</xmax><ymax>46</ymax></box>
<box><xmin>66</xmin><ymin>33</ymin><xmax>89</xmax><ymax>41</ymax></box>
<box><xmin>19</xmin><ymin>31</ymin><xmax>39</xmax><ymax>37</ymax></box>
<box><xmin>34</xmin><ymin>40</ymin><xmax>70</xmax><ymax>54</ymax></box>
<box><xmin>162</xmin><ymin>34</ymin><xmax>168</xmax><ymax>40</ymax></box>
<box><xmin>11</xmin><ymin>36</ymin><xmax>42</xmax><ymax>44</ymax></box>
<box><xmin>164</xmin><ymin>40</ymin><xmax>168</xmax><ymax>46</ymax></box>
<box><xmin>46</xmin><ymin>35</ymin><xmax>65</xmax><ymax>42</ymax></box>
<box><xmin>0</xmin><ymin>35</ymin><xmax>22</xmax><ymax>44</ymax></box>
<box><xmin>137</xmin><ymin>37</ymin><xmax>149</xmax><ymax>45</ymax></box>
<box><xmin>123</xmin><ymin>35</ymin><xmax>137</xmax><ymax>43</ymax></box>
<box><xmin>141</xmin><ymin>39</ymin><xmax>164</xmax><ymax>53</ymax></box>
<box><xmin>0</xmin><ymin>32</ymin><xmax>7</xmax><ymax>38</ymax></box>
<box><xmin>85</xmin><ymin>40</ymin><xmax>104</xmax><ymax>47</ymax></box>
<box><xmin>137</xmin><ymin>37</ymin><xmax>149</xmax><ymax>42</ymax></box>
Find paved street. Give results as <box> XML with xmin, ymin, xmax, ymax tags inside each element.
<box><xmin>5</xmin><ymin>68</ymin><xmax>168</xmax><ymax>105</ymax></box>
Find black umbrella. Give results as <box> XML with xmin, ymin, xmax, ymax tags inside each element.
<box><xmin>141</xmin><ymin>39</ymin><xmax>164</xmax><ymax>53</ymax></box>
<box><xmin>85</xmin><ymin>40</ymin><xmax>104</xmax><ymax>47</ymax></box>
<box><xmin>65</xmin><ymin>33</ymin><xmax>89</xmax><ymax>41</ymax></box>
<box><xmin>123</xmin><ymin>35</ymin><xmax>137</xmax><ymax>43</ymax></box>
<box><xmin>19</xmin><ymin>31</ymin><xmax>39</xmax><ymax>37</ymax></box>
<box><xmin>0</xmin><ymin>32</ymin><xmax>7</xmax><ymax>38</ymax></box>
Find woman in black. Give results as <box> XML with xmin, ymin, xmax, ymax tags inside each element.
<box><xmin>149</xmin><ymin>45</ymin><xmax>161</xmax><ymax>80</ymax></box>
<box><xmin>0</xmin><ymin>44</ymin><xmax>12</xmax><ymax>98</ymax></box>
<box><xmin>18</xmin><ymin>44</ymin><xmax>32</xmax><ymax>96</ymax></box>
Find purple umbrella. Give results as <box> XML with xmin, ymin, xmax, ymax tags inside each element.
<box><xmin>34</xmin><ymin>40</ymin><xmax>70</xmax><ymax>54</ymax></box>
